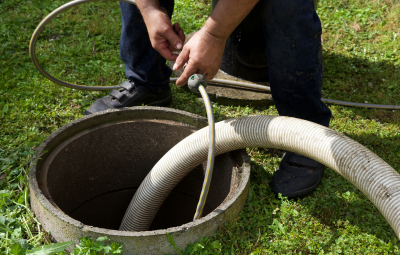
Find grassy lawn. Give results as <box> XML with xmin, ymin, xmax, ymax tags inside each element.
<box><xmin>1</xmin><ymin>0</ymin><xmax>400</xmax><ymax>254</ymax></box>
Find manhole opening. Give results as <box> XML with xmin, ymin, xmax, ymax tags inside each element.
<box><xmin>38</xmin><ymin>119</ymin><xmax>239</xmax><ymax>230</ymax></box>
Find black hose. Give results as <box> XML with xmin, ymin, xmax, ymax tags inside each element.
<box><xmin>170</xmin><ymin>78</ymin><xmax>400</xmax><ymax>110</ymax></box>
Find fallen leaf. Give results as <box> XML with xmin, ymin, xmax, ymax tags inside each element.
<box><xmin>350</xmin><ymin>19</ymin><xmax>361</xmax><ymax>32</ymax></box>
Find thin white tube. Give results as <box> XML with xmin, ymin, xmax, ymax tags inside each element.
<box><xmin>119</xmin><ymin>115</ymin><xmax>400</xmax><ymax>240</ymax></box>
<box><xmin>193</xmin><ymin>84</ymin><xmax>216</xmax><ymax>220</ymax></box>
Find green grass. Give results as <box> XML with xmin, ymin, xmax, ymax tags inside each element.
<box><xmin>1</xmin><ymin>0</ymin><xmax>400</xmax><ymax>254</ymax></box>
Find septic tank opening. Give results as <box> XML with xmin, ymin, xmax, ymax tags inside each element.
<box><xmin>38</xmin><ymin>119</ymin><xmax>239</xmax><ymax>230</ymax></box>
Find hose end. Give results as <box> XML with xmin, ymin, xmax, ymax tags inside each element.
<box><xmin>188</xmin><ymin>74</ymin><xmax>207</xmax><ymax>93</ymax></box>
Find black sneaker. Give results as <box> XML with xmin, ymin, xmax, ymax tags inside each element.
<box><xmin>84</xmin><ymin>81</ymin><xmax>172</xmax><ymax>115</ymax></box>
<box><xmin>271</xmin><ymin>151</ymin><xmax>324</xmax><ymax>198</ymax></box>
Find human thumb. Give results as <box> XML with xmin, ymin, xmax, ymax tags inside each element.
<box><xmin>166</xmin><ymin>27</ymin><xmax>183</xmax><ymax>50</ymax></box>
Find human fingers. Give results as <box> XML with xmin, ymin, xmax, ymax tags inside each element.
<box><xmin>163</xmin><ymin>25</ymin><xmax>183</xmax><ymax>51</ymax></box>
<box><xmin>196</xmin><ymin>64</ymin><xmax>218</xmax><ymax>81</ymax></box>
<box><xmin>176</xmin><ymin>62</ymin><xmax>198</xmax><ymax>86</ymax></box>
<box><xmin>209</xmin><ymin>69</ymin><xmax>219</xmax><ymax>81</ymax></box>
<box><xmin>205</xmin><ymin>72</ymin><xmax>214</xmax><ymax>81</ymax></box>
<box><xmin>173</xmin><ymin>23</ymin><xmax>186</xmax><ymax>43</ymax></box>
<box><xmin>173</xmin><ymin>46</ymin><xmax>189</xmax><ymax>71</ymax></box>
<box><xmin>156</xmin><ymin>41</ymin><xmax>179</xmax><ymax>61</ymax></box>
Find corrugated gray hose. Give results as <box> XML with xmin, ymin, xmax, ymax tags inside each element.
<box><xmin>119</xmin><ymin>115</ymin><xmax>400</xmax><ymax>239</ymax></box>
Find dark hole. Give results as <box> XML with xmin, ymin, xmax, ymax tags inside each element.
<box><xmin>40</xmin><ymin>120</ymin><xmax>237</xmax><ymax>230</ymax></box>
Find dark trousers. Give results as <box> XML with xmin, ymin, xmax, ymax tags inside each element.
<box><xmin>119</xmin><ymin>0</ymin><xmax>332</xmax><ymax>127</ymax></box>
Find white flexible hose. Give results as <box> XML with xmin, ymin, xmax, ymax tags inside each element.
<box><xmin>119</xmin><ymin>115</ymin><xmax>400</xmax><ymax>239</ymax></box>
<box><xmin>193</xmin><ymin>84</ymin><xmax>216</xmax><ymax>221</ymax></box>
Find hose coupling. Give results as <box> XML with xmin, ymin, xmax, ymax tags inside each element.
<box><xmin>188</xmin><ymin>74</ymin><xmax>207</xmax><ymax>93</ymax></box>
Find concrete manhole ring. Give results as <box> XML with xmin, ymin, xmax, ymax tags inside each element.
<box><xmin>29</xmin><ymin>106</ymin><xmax>250</xmax><ymax>254</ymax></box>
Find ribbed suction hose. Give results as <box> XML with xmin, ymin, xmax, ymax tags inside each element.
<box><xmin>119</xmin><ymin>115</ymin><xmax>400</xmax><ymax>239</ymax></box>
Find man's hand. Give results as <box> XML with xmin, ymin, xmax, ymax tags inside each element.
<box><xmin>136</xmin><ymin>0</ymin><xmax>258</xmax><ymax>85</ymax></box>
<box><xmin>141</xmin><ymin>6</ymin><xmax>185</xmax><ymax>61</ymax></box>
<box><xmin>171</xmin><ymin>0</ymin><xmax>259</xmax><ymax>86</ymax></box>
<box><xmin>173</xmin><ymin>28</ymin><xmax>226</xmax><ymax>86</ymax></box>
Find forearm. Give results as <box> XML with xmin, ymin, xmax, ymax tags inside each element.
<box><xmin>134</xmin><ymin>0</ymin><xmax>162</xmax><ymax>22</ymax></box>
<box><xmin>204</xmin><ymin>0</ymin><xmax>260</xmax><ymax>40</ymax></box>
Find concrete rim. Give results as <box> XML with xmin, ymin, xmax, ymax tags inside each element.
<box><xmin>29</xmin><ymin>106</ymin><xmax>250</xmax><ymax>237</ymax></box>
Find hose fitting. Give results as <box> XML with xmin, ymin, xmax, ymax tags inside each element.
<box><xmin>187</xmin><ymin>74</ymin><xmax>207</xmax><ymax>93</ymax></box>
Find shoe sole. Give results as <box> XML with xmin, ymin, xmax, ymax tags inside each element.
<box><xmin>272</xmin><ymin>176</ymin><xmax>322</xmax><ymax>199</ymax></box>
<box><xmin>147</xmin><ymin>94</ymin><xmax>172</xmax><ymax>107</ymax></box>
<box><xmin>83</xmin><ymin>94</ymin><xmax>172</xmax><ymax>116</ymax></box>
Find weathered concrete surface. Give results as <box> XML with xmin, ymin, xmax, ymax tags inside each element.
<box><xmin>29</xmin><ymin>107</ymin><xmax>250</xmax><ymax>254</ymax></box>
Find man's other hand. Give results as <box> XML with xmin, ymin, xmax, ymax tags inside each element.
<box><xmin>143</xmin><ymin>7</ymin><xmax>185</xmax><ymax>61</ymax></box>
<box><xmin>173</xmin><ymin>29</ymin><xmax>226</xmax><ymax>86</ymax></box>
